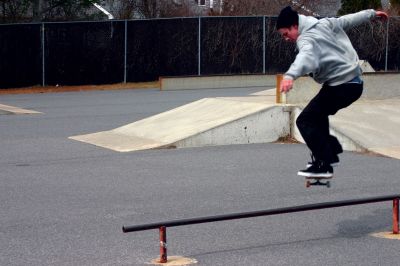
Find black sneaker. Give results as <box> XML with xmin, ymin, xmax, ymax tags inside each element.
<box><xmin>307</xmin><ymin>154</ymin><xmax>339</xmax><ymax>168</ymax></box>
<box><xmin>298</xmin><ymin>161</ymin><xmax>333</xmax><ymax>178</ymax></box>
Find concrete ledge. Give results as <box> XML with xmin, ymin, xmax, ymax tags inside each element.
<box><xmin>160</xmin><ymin>74</ymin><xmax>276</xmax><ymax>91</ymax></box>
<box><xmin>284</xmin><ymin>73</ymin><xmax>400</xmax><ymax>104</ymax></box>
<box><xmin>174</xmin><ymin>105</ymin><xmax>290</xmax><ymax>148</ymax></box>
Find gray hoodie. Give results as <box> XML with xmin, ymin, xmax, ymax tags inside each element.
<box><xmin>284</xmin><ymin>9</ymin><xmax>376</xmax><ymax>86</ymax></box>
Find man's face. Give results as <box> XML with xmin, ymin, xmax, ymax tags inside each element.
<box><xmin>278</xmin><ymin>25</ymin><xmax>299</xmax><ymax>42</ymax></box>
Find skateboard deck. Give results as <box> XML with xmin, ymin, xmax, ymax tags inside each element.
<box><xmin>304</xmin><ymin>176</ymin><xmax>333</xmax><ymax>188</ymax></box>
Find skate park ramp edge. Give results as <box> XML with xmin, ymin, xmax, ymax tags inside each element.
<box><xmin>69</xmin><ymin>96</ymin><xmax>291</xmax><ymax>152</ymax></box>
<box><xmin>0</xmin><ymin>104</ymin><xmax>42</xmax><ymax>115</ymax></box>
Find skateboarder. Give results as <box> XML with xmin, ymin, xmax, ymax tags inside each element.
<box><xmin>276</xmin><ymin>6</ymin><xmax>388</xmax><ymax>177</ymax></box>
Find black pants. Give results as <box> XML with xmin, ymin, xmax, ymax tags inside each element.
<box><xmin>296</xmin><ymin>82</ymin><xmax>363</xmax><ymax>162</ymax></box>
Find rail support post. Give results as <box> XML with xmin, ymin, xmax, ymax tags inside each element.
<box><xmin>159</xmin><ymin>226</ymin><xmax>167</xmax><ymax>263</ymax></box>
<box><xmin>393</xmin><ymin>198</ymin><xmax>399</xmax><ymax>234</ymax></box>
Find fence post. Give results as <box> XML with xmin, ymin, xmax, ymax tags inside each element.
<box><xmin>198</xmin><ymin>17</ymin><xmax>201</xmax><ymax>76</ymax></box>
<box><xmin>124</xmin><ymin>20</ymin><xmax>128</xmax><ymax>83</ymax></box>
<box><xmin>385</xmin><ymin>17</ymin><xmax>389</xmax><ymax>72</ymax></box>
<box><xmin>263</xmin><ymin>16</ymin><xmax>266</xmax><ymax>74</ymax></box>
<box><xmin>41</xmin><ymin>22</ymin><xmax>45</xmax><ymax>87</ymax></box>
<box><xmin>393</xmin><ymin>198</ymin><xmax>399</xmax><ymax>234</ymax></box>
<box><xmin>159</xmin><ymin>226</ymin><xmax>167</xmax><ymax>263</ymax></box>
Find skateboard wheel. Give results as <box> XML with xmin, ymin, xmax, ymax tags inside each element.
<box><xmin>306</xmin><ymin>181</ymin><xmax>311</xmax><ymax>188</ymax></box>
<box><xmin>326</xmin><ymin>181</ymin><xmax>331</xmax><ymax>188</ymax></box>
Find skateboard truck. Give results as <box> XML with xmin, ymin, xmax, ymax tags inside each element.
<box><xmin>305</xmin><ymin>176</ymin><xmax>332</xmax><ymax>188</ymax></box>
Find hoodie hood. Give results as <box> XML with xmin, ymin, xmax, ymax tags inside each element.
<box><xmin>298</xmin><ymin>15</ymin><xmax>319</xmax><ymax>35</ymax></box>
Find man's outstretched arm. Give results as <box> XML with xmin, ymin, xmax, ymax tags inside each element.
<box><xmin>338</xmin><ymin>9</ymin><xmax>388</xmax><ymax>30</ymax></box>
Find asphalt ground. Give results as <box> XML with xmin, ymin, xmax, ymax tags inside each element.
<box><xmin>1</xmin><ymin>88</ymin><xmax>400</xmax><ymax>266</ymax></box>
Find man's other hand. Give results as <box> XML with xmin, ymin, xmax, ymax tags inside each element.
<box><xmin>280</xmin><ymin>78</ymin><xmax>293</xmax><ymax>93</ymax></box>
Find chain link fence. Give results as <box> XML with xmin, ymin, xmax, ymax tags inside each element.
<box><xmin>0</xmin><ymin>16</ymin><xmax>399</xmax><ymax>89</ymax></box>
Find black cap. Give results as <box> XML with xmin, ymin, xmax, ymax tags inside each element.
<box><xmin>276</xmin><ymin>6</ymin><xmax>299</xmax><ymax>30</ymax></box>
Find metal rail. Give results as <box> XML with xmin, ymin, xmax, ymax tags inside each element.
<box><xmin>123</xmin><ymin>195</ymin><xmax>400</xmax><ymax>263</ymax></box>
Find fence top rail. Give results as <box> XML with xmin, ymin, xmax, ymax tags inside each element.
<box><xmin>0</xmin><ymin>16</ymin><xmax>272</xmax><ymax>26</ymax></box>
<box><xmin>122</xmin><ymin>194</ymin><xmax>400</xmax><ymax>233</ymax></box>
<box><xmin>2</xmin><ymin>16</ymin><xmax>400</xmax><ymax>27</ymax></box>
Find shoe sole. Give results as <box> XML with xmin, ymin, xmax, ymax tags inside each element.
<box><xmin>307</xmin><ymin>162</ymin><xmax>339</xmax><ymax>168</ymax></box>
<box><xmin>298</xmin><ymin>171</ymin><xmax>333</xmax><ymax>178</ymax></box>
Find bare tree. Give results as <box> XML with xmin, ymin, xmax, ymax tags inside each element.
<box><xmin>40</xmin><ymin>0</ymin><xmax>103</xmax><ymax>21</ymax></box>
<box><xmin>292</xmin><ymin>0</ymin><xmax>340</xmax><ymax>16</ymax></box>
<box><xmin>159</xmin><ymin>1</ymin><xmax>196</xmax><ymax>17</ymax></box>
<box><xmin>105</xmin><ymin>0</ymin><xmax>198</xmax><ymax>19</ymax></box>
<box><xmin>0</xmin><ymin>0</ymin><xmax>32</xmax><ymax>23</ymax></box>
<box><xmin>0</xmin><ymin>0</ymin><xmax>103</xmax><ymax>22</ymax></box>
<box><xmin>32</xmin><ymin>0</ymin><xmax>43</xmax><ymax>21</ymax></box>
<box><xmin>214</xmin><ymin>0</ymin><xmax>339</xmax><ymax>16</ymax></box>
<box><xmin>217</xmin><ymin>0</ymin><xmax>289</xmax><ymax>16</ymax></box>
<box><xmin>106</xmin><ymin>0</ymin><xmax>137</xmax><ymax>19</ymax></box>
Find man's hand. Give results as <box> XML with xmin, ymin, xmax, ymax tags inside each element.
<box><xmin>280</xmin><ymin>78</ymin><xmax>293</xmax><ymax>93</ymax></box>
<box><xmin>375</xmin><ymin>11</ymin><xmax>389</xmax><ymax>20</ymax></box>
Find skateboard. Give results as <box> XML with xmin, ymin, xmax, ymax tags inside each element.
<box><xmin>305</xmin><ymin>176</ymin><xmax>332</xmax><ymax>188</ymax></box>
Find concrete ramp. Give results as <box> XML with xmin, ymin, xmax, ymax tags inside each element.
<box><xmin>292</xmin><ymin>98</ymin><xmax>400</xmax><ymax>160</ymax></box>
<box><xmin>70</xmin><ymin>96</ymin><xmax>290</xmax><ymax>152</ymax></box>
<box><xmin>330</xmin><ymin>99</ymin><xmax>400</xmax><ymax>159</ymax></box>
